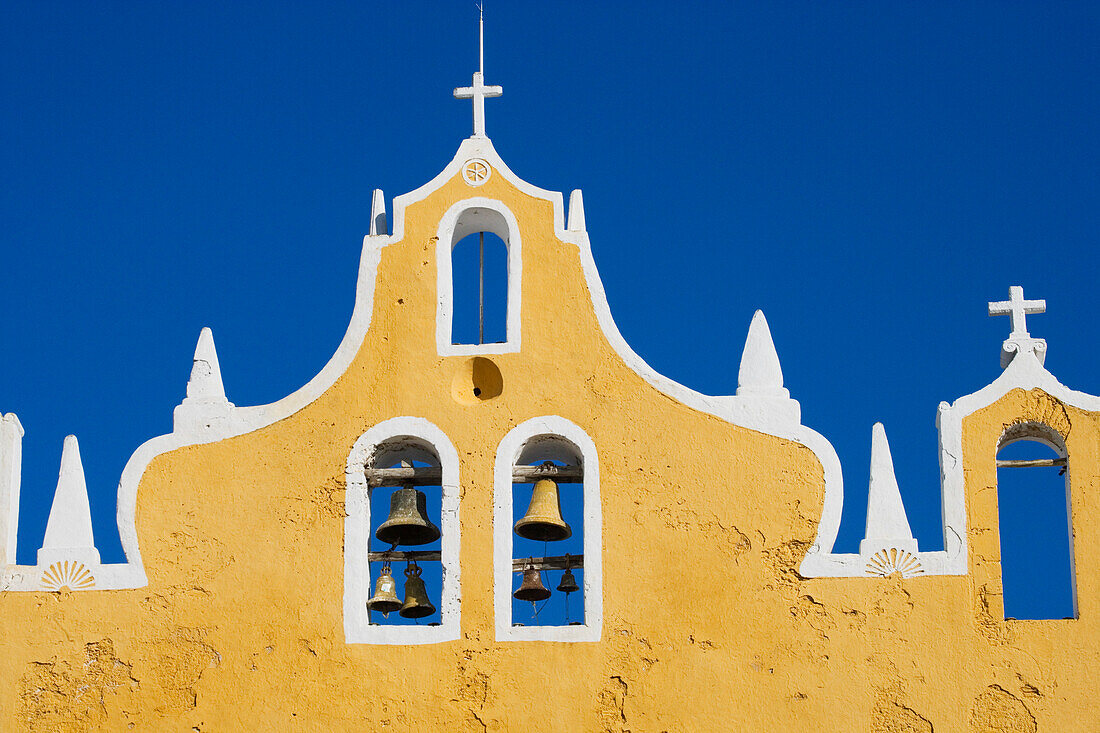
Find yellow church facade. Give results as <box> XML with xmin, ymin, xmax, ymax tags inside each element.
<box><xmin>1</xmin><ymin>51</ymin><xmax>1098</xmax><ymax>733</ymax></box>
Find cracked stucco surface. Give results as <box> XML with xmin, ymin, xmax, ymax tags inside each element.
<box><xmin>1</xmin><ymin>170</ymin><xmax>1099</xmax><ymax>730</ymax></box>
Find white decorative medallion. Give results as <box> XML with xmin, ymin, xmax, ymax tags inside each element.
<box><xmin>462</xmin><ymin>158</ymin><xmax>492</xmax><ymax>186</ymax></box>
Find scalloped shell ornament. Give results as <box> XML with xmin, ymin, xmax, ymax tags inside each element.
<box><xmin>865</xmin><ymin>548</ymin><xmax>924</xmax><ymax>579</ymax></box>
<box><xmin>40</xmin><ymin>560</ymin><xmax>96</xmax><ymax>591</ymax></box>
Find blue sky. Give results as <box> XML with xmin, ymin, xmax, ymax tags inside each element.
<box><xmin>2</xmin><ymin>3</ymin><xmax>1097</xmax><ymax>617</ymax></box>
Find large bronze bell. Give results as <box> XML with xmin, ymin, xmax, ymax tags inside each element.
<box><xmin>399</xmin><ymin>564</ymin><xmax>436</xmax><ymax>619</ymax></box>
<box><xmin>514</xmin><ymin>478</ymin><xmax>572</xmax><ymax>542</ymax></box>
<box><xmin>366</xmin><ymin>564</ymin><xmax>402</xmax><ymax>617</ymax></box>
<box><xmin>513</xmin><ymin>566</ymin><xmax>551</xmax><ymax>602</ymax></box>
<box><xmin>556</xmin><ymin>567</ymin><xmax>580</xmax><ymax>594</ymax></box>
<box><xmin>376</xmin><ymin>486</ymin><xmax>440</xmax><ymax>546</ymax></box>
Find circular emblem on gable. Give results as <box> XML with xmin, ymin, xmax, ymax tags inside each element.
<box><xmin>462</xmin><ymin>158</ymin><xmax>492</xmax><ymax>186</ymax></box>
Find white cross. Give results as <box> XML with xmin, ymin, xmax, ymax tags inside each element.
<box><xmin>454</xmin><ymin>8</ymin><xmax>502</xmax><ymax>138</ymax></box>
<box><xmin>454</xmin><ymin>72</ymin><xmax>502</xmax><ymax>138</ymax></box>
<box><xmin>988</xmin><ymin>285</ymin><xmax>1046</xmax><ymax>337</ymax></box>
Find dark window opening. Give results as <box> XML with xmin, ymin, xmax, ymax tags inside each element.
<box><xmin>452</xmin><ymin>231</ymin><xmax>507</xmax><ymax>345</ymax></box>
<box><xmin>996</xmin><ymin>438</ymin><xmax>1077</xmax><ymax>620</ymax></box>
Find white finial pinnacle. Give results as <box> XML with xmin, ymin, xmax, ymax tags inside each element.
<box><xmin>568</xmin><ymin>189</ymin><xmax>587</xmax><ymax>232</ymax></box>
<box><xmin>736</xmin><ymin>311</ymin><xmax>788</xmax><ymax>397</ymax></box>
<box><xmin>863</xmin><ymin>423</ymin><xmax>915</xmax><ymax>544</ymax></box>
<box><xmin>454</xmin><ymin>5</ymin><xmax>502</xmax><ymax>138</ymax></box>
<box><xmin>175</xmin><ymin>328</ymin><xmax>234</xmax><ymax>436</ymax></box>
<box><xmin>0</xmin><ymin>412</ymin><xmax>24</xmax><ymax>565</ymax></box>
<box><xmin>370</xmin><ymin>189</ymin><xmax>387</xmax><ymax>236</ymax></box>
<box><xmin>39</xmin><ymin>435</ymin><xmax>99</xmax><ymax>562</ymax></box>
<box><xmin>186</xmin><ymin>327</ymin><xmax>227</xmax><ymax>403</ymax></box>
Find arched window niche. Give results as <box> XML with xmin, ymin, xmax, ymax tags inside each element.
<box><xmin>344</xmin><ymin>417</ymin><xmax>461</xmax><ymax>644</ymax></box>
<box><xmin>494</xmin><ymin>416</ymin><xmax>602</xmax><ymax>642</ymax></box>
<box><xmin>436</xmin><ymin>198</ymin><xmax>522</xmax><ymax>356</ymax></box>
<box><xmin>995</xmin><ymin>421</ymin><xmax>1078</xmax><ymax>620</ymax></box>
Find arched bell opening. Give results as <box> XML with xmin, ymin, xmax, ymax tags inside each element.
<box><xmin>344</xmin><ymin>418</ymin><xmax>460</xmax><ymax>644</ymax></box>
<box><xmin>510</xmin><ymin>435</ymin><xmax>586</xmax><ymax>628</ymax></box>
<box><xmin>995</xmin><ymin>422</ymin><xmax>1077</xmax><ymax>620</ymax></box>
<box><xmin>494</xmin><ymin>416</ymin><xmax>601</xmax><ymax>642</ymax></box>
<box><xmin>365</xmin><ymin>438</ymin><xmax>445</xmax><ymax>627</ymax></box>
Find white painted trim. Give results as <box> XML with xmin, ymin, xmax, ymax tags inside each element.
<box><xmin>85</xmin><ymin>240</ymin><xmax>389</xmax><ymax>589</ymax></box>
<box><xmin>936</xmin><ymin>347</ymin><xmax>1100</xmax><ymax>576</ymax></box>
<box><xmin>435</xmin><ymin>197</ymin><xmax>522</xmax><ymax>355</ymax></box>
<box><xmin>799</xmin><ymin>344</ymin><xmax>1100</xmax><ymax>580</ymax></box>
<box><xmin>568</xmin><ymin>225</ymin><xmax>847</xmax><ymax>576</ymax></box>
<box><xmin>393</xmin><ymin>137</ymin><xmax>849</xmax><ymax>579</ymax></box>
<box><xmin>22</xmin><ymin>134</ymin><xmax>854</xmax><ymax>590</ymax></box>
<box><xmin>494</xmin><ymin>416</ymin><xmax>602</xmax><ymax>642</ymax></box>
<box><xmin>344</xmin><ymin>417</ymin><xmax>461</xmax><ymax>645</ymax></box>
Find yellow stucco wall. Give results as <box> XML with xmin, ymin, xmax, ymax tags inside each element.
<box><xmin>1</xmin><ymin>158</ymin><xmax>1098</xmax><ymax>731</ymax></box>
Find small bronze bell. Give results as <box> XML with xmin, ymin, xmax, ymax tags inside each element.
<box><xmin>513</xmin><ymin>566</ymin><xmax>551</xmax><ymax>602</ymax></box>
<box><xmin>399</xmin><ymin>564</ymin><xmax>436</xmax><ymax>619</ymax></box>
<box><xmin>366</xmin><ymin>564</ymin><xmax>402</xmax><ymax>617</ymax></box>
<box><xmin>556</xmin><ymin>567</ymin><xmax>580</xmax><ymax>594</ymax></box>
<box><xmin>376</xmin><ymin>486</ymin><xmax>441</xmax><ymax>546</ymax></box>
<box><xmin>514</xmin><ymin>478</ymin><xmax>572</xmax><ymax>542</ymax></box>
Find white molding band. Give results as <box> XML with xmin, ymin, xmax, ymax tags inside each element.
<box><xmin>494</xmin><ymin>416</ymin><xmax>602</xmax><ymax>642</ymax></box>
<box><xmin>0</xmin><ymin>135</ymin><xmax>852</xmax><ymax>589</ymax></box>
<box><xmin>344</xmin><ymin>417</ymin><xmax>461</xmax><ymax>645</ymax></box>
<box><xmin>809</xmin><ymin>340</ymin><xmax>1100</xmax><ymax>580</ymax></box>
<box><xmin>13</xmin><ymin>134</ymin><xmax>1028</xmax><ymax>591</ymax></box>
<box><xmin>934</xmin><ymin>345</ymin><xmax>1100</xmax><ymax>577</ymax></box>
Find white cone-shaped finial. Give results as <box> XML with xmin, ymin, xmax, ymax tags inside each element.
<box><xmin>736</xmin><ymin>310</ymin><xmax>788</xmax><ymax>397</ymax></box>
<box><xmin>186</xmin><ymin>327</ymin><xmax>226</xmax><ymax>403</ymax></box>
<box><xmin>568</xmin><ymin>189</ymin><xmax>586</xmax><ymax>232</ymax></box>
<box><xmin>174</xmin><ymin>328</ymin><xmax>235</xmax><ymax>437</ymax></box>
<box><xmin>863</xmin><ymin>423</ymin><xmax>915</xmax><ymax>544</ymax></box>
<box><xmin>39</xmin><ymin>435</ymin><xmax>99</xmax><ymax>564</ymax></box>
<box><xmin>370</xmin><ymin>189</ymin><xmax>387</xmax><ymax>236</ymax></box>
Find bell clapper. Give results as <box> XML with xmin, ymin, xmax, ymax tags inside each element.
<box><xmin>381</xmin><ymin>562</ymin><xmax>392</xmax><ymax>619</ymax></box>
<box><xmin>414</xmin><ymin>560</ymin><xmax>422</xmax><ymax>625</ymax></box>
<box><xmin>530</xmin><ymin>570</ymin><xmax>546</xmax><ymax>618</ymax></box>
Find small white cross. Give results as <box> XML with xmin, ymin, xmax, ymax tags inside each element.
<box><xmin>454</xmin><ymin>72</ymin><xmax>502</xmax><ymax>139</ymax></box>
<box><xmin>988</xmin><ymin>285</ymin><xmax>1046</xmax><ymax>337</ymax></box>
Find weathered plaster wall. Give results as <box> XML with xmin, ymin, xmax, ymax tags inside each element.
<box><xmin>2</xmin><ymin>162</ymin><xmax>1098</xmax><ymax>731</ymax></box>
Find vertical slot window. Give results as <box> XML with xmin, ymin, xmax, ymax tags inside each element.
<box><xmin>451</xmin><ymin>230</ymin><xmax>508</xmax><ymax>345</ymax></box>
<box><xmin>996</xmin><ymin>426</ymin><xmax>1077</xmax><ymax>620</ymax></box>
<box><xmin>437</xmin><ymin>201</ymin><xmax>520</xmax><ymax>355</ymax></box>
